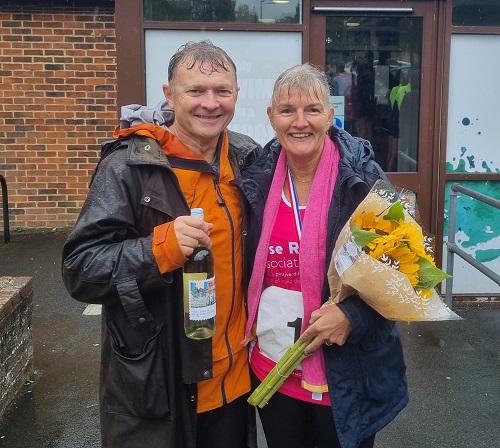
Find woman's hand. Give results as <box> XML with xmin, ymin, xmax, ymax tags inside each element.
<box><xmin>300</xmin><ymin>303</ymin><xmax>352</xmax><ymax>355</ymax></box>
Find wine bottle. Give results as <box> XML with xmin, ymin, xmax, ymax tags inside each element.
<box><xmin>182</xmin><ymin>208</ymin><xmax>216</xmax><ymax>340</ymax></box>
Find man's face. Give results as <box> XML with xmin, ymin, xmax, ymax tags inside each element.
<box><xmin>163</xmin><ymin>61</ymin><xmax>239</xmax><ymax>152</ymax></box>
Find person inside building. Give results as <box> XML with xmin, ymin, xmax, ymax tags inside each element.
<box><xmin>237</xmin><ymin>63</ymin><xmax>408</xmax><ymax>448</ymax></box>
<box><xmin>330</xmin><ymin>61</ymin><xmax>352</xmax><ymax>97</ymax></box>
<box><xmin>354</xmin><ymin>51</ymin><xmax>376</xmax><ymax>140</ymax></box>
<box><xmin>62</xmin><ymin>40</ymin><xmax>261</xmax><ymax>448</ymax></box>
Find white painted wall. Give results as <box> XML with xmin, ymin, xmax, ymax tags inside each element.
<box><xmin>145</xmin><ymin>30</ymin><xmax>302</xmax><ymax>146</ymax></box>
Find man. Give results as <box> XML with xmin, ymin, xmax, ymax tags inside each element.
<box><xmin>62</xmin><ymin>41</ymin><xmax>261</xmax><ymax>448</ymax></box>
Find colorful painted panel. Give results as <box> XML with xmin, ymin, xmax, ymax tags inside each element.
<box><xmin>447</xmin><ymin>35</ymin><xmax>500</xmax><ymax>174</ymax></box>
<box><xmin>443</xmin><ymin>181</ymin><xmax>500</xmax><ymax>294</ymax></box>
<box><xmin>444</xmin><ymin>35</ymin><xmax>500</xmax><ymax>295</ymax></box>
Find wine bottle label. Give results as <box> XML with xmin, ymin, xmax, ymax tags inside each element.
<box><xmin>183</xmin><ymin>273</ymin><xmax>216</xmax><ymax>321</ymax></box>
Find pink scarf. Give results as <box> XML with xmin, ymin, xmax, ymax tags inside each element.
<box><xmin>245</xmin><ymin>136</ymin><xmax>339</xmax><ymax>392</ymax></box>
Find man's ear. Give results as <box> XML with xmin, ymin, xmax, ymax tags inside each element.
<box><xmin>267</xmin><ymin>106</ymin><xmax>274</xmax><ymax>129</ymax></box>
<box><xmin>163</xmin><ymin>84</ymin><xmax>174</xmax><ymax>108</ymax></box>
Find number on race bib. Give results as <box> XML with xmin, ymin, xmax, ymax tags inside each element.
<box><xmin>287</xmin><ymin>317</ymin><xmax>303</xmax><ymax>343</ymax></box>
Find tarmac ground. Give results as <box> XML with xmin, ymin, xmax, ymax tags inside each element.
<box><xmin>0</xmin><ymin>231</ymin><xmax>499</xmax><ymax>448</ymax></box>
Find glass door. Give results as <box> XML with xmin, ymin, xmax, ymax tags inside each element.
<box><xmin>309</xmin><ymin>1</ymin><xmax>440</xmax><ymax>230</ymax></box>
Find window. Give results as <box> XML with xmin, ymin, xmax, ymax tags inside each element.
<box><xmin>325</xmin><ymin>16</ymin><xmax>423</xmax><ymax>172</ymax></box>
<box><xmin>453</xmin><ymin>0</ymin><xmax>500</xmax><ymax>27</ymax></box>
<box><xmin>144</xmin><ymin>0</ymin><xmax>302</xmax><ymax>24</ymax></box>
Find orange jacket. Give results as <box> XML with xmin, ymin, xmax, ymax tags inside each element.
<box><xmin>115</xmin><ymin>124</ymin><xmax>250</xmax><ymax>413</ymax></box>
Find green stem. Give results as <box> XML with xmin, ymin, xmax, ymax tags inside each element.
<box><xmin>248</xmin><ymin>338</ymin><xmax>312</xmax><ymax>408</ymax></box>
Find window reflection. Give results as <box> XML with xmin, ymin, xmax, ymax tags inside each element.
<box><xmin>326</xmin><ymin>17</ymin><xmax>422</xmax><ymax>173</ymax></box>
<box><xmin>144</xmin><ymin>0</ymin><xmax>302</xmax><ymax>24</ymax></box>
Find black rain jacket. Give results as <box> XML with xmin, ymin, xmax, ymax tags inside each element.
<box><xmin>62</xmin><ymin>130</ymin><xmax>261</xmax><ymax>448</ymax></box>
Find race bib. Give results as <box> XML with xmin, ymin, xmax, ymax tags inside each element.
<box><xmin>256</xmin><ymin>286</ymin><xmax>304</xmax><ymax>365</ymax></box>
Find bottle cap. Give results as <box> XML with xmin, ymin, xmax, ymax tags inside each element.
<box><xmin>190</xmin><ymin>208</ymin><xmax>204</xmax><ymax>219</ymax></box>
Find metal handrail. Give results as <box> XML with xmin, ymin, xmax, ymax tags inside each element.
<box><xmin>0</xmin><ymin>174</ymin><xmax>10</xmax><ymax>243</ymax></box>
<box><xmin>445</xmin><ymin>182</ymin><xmax>500</xmax><ymax>306</ymax></box>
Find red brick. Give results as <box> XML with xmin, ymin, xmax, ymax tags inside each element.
<box><xmin>0</xmin><ymin>6</ymin><xmax>116</xmax><ymax>230</ymax></box>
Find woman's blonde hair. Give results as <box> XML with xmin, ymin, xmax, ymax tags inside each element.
<box><xmin>270</xmin><ymin>63</ymin><xmax>331</xmax><ymax>111</ymax></box>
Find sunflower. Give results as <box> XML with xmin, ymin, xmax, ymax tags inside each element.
<box><xmin>391</xmin><ymin>246</ymin><xmax>420</xmax><ymax>286</ymax></box>
<box><xmin>352</xmin><ymin>211</ymin><xmax>398</xmax><ymax>235</ymax></box>
<box><xmin>393</xmin><ymin>221</ymin><xmax>428</xmax><ymax>258</ymax></box>
<box><xmin>351</xmin><ymin>202</ymin><xmax>448</xmax><ymax>294</ymax></box>
<box><xmin>366</xmin><ymin>233</ymin><xmax>399</xmax><ymax>259</ymax></box>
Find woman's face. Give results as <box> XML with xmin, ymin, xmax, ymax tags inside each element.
<box><xmin>268</xmin><ymin>87</ymin><xmax>334</xmax><ymax>162</ymax></box>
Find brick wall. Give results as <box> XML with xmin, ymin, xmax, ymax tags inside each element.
<box><xmin>0</xmin><ymin>2</ymin><xmax>117</xmax><ymax>230</ymax></box>
<box><xmin>0</xmin><ymin>276</ymin><xmax>33</xmax><ymax>420</ymax></box>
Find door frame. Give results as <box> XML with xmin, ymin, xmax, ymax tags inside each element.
<box><xmin>308</xmin><ymin>0</ymin><xmax>443</xmax><ymax>233</ymax></box>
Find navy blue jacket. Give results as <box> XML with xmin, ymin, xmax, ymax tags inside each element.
<box><xmin>236</xmin><ymin>126</ymin><xmax>408</xmax><ymax>448</ymax></box>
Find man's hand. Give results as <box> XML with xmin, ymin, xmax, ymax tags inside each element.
<box><xmin>173</xmin><ymin>215</ymin><xmax>213</xmax><ymax>258</ymax></box>
<box><xmin>300</xmin><ymin>303</ymin><xmax>352</xmax><ymax>355</ymax></box>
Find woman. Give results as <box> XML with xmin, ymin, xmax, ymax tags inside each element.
<box><xmin>236</xmin><ymin>64</ymin><xmax>408</xmax><ymax>448</ymax></box>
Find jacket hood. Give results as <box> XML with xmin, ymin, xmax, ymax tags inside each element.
<box><xmin>119</xmin><ymin>100</ymin><xmax>175</xmax><ymax>130</ymax></box>
<box><xmin>112</xmin><ymin>101</ymin><xmax>209</xmax><ymax>162</ymax></box>
<box><xmin>328</xmin><ymin>126</ymin><xmax>375</xmax><ymax>182</ymax></box>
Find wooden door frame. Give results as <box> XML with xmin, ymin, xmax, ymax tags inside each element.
<box><xmin>308</xmin><ymin>0</ymin><xmax>443</xmax><ymax>234</ymax></box>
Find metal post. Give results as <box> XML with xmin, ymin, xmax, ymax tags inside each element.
<box><xmin>0</xmin><ymin>174</ymin><xmax>10</xmax><ymax>243</ymax></box>
<box><xmin>444</xmin><ymin>184</ymin><xmax>458</xmax><ymax>307</ymax></box>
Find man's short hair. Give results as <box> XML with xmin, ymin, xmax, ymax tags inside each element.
<box><xmin>168</xmin><ymin>40</ymin><xmax>237</xmax><ymax>84</ymax></box>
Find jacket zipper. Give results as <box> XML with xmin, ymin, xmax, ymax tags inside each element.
<box><xmin>212</xmin><ymin>175</ymin><xmax>235</xmax><ymax>406</ymax></box>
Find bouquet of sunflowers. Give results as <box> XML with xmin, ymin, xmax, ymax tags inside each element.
<box><xmin>327</xmin><ymin>179</ymin><xmax>460</xmax><ymax>321</ymax></box>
